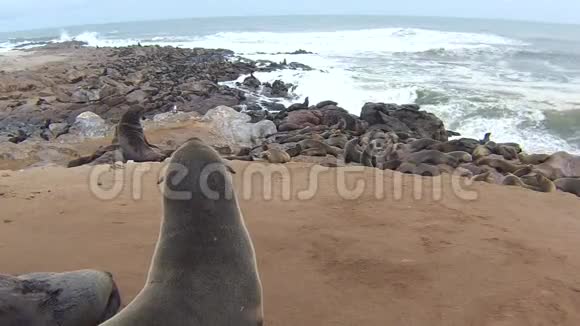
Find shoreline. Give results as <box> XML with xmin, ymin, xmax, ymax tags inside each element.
<box><xmin>0</xmin><ymin>44</ymin><xmax>578</xmax><ymax>199</ymax></box>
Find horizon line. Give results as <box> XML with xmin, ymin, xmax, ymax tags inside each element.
<box><xmin>2</xmin><ymin>13</ymin><xmax>580</xmax><ymax>35</ymax></box>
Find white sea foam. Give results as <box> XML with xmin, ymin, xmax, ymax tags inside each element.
<box><xmin>2</xmin><ymin>26</ymin><xmax>578</xmax><ymax>153</ymax></box>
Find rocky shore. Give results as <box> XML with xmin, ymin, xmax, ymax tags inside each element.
<box><xmin>0</xmin><ymin>44</ymin><xmax>579</xmax><ymax>197</ymax></box>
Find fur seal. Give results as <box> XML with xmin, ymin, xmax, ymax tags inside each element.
<box><xmin>261</xmin><ymin>145</ymin><xmax>291</xmax><ymax>163</ymax></box>
<box><xmin>518</xmin><ymin>153</ymin><xmax>550</xmax><ymax>165</ymax></box>
<box><xmin>533</xmin><ymin>151</ymin><xmax>580</xmax><ymax>180</ymax></box>
<box><xmin>396</xmin><ymin>162</ymin><xmax>417</xmax><ymax>174</ymax></box>
<box><xmin>472</xmin><ymin>145</ymin><xmax>492</xmax><ymax>160</ymax></box>
<box><xmin>67</xmin><ymin>144</ymin><xmax>120</xmax><ymax>168</ymax></box>
<box><xmin>298</xmin><ymin>139</ymin><xmax>341</xmax><ymax>157</ymax></box>
<box><xmin>344</xmin><ymin>138</ymin><xmax>363</xmax><ymax>164</ymax></box>
<box><xmin>502</xmin><ymin>173</ymin><xmax>556</xmax><ymax>193</ymax></box>
<box><xmin>408</xmin><ymin>138</ymin><xmax>441</xmax><ymax>152</ymax></box>
<box><xmin>325</xmin><ymin>132</ymin><xmax>349</xmax><ymax>149</ymax></box>
<box><xmin>554</xmin><ymin>178</ymin><xmax>580</xmax><ymax>197</ymax></box>
<box><xmin>1</xmin><ymin>270</ymin><xmax>120</xmax><ymax>326</ymax></box>
<box><xmin>101</xmin><ymin>138</ymin><xmax>263</xmax><ymax>326</ymax></box>
<box><xmin>496</xmin><ymin>145</ymin><xmax>519</xmax><ymax>160</ymax></box>
<box><xmin>287</xmin><ymin>96</ymin><xmax>309</xmax><ymax>111</ymax></box>
<box><xmin>475</xmin><ymin>157</ymin><xmax>529</xmax><ymax>174</ymax></box>
<box><xmin>471</xmin><ymin>169</ymin><xmax>505</xmax><ymax>184</ymax></box>
<box><xmin>447</xmin><ymin>151</ymin><xmax>473</xmax><ymax>163</ymax></box>
<box><xmin>414</xmin><ymin>163</ymin><xmax>441</xmax><ymax>177</ymax></box>
<box><xmin>513</xmin><ymin>165</ymin><xmax>534</xmax><ymax>177</ymax></box>
<box><xmin>117</xmin><ymin>107</ymin><xmax>166</xmax><ymax>162</ymax></box>
<box><xmin>405</xmin><ymin>150</ymin><xmax>459</xmax><ymax>167</ymax></box>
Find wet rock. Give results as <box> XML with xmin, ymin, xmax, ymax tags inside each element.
<box><xmin>242</xmin><ymin>74</ymin><xmax>261</xmax><ymax>89</ymax></box>
<box><xmin>264</xmin><ymin>80</ymin><xmax>292</xmax><ymax>98</ymax></box>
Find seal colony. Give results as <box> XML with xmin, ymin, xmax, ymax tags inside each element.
<box><xmin>101</xmin><ymin>138</ymin><xmax>263</xmax><ymax>325</ymax></box>
<box><xmin>67</xmin><ymin>98</ymin><xmax>580</xmax><ymax>198</ymax></box>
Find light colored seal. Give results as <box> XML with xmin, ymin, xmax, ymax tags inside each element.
<box><xmin>1</xmin><ymin>270</ymin><xmax>120</xmax><ymax>326</ymax></box>
<box><xmin>502</xmin><ymin>173</ymin><xmax>556</xmax><ymax>193</ymax></box>
<box><xmin>261</xmin><ymin>145</ymin><xmax>291</xmax><ymax>164</ymax></box>
<box><xmin>101</xmin><ymin>138</ymin><xmax>263</xmax><ymax>326</ymax></box>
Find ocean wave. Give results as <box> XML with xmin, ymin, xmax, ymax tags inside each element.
<box><xmin>51</xmin><ymin>30</ymin><xmax>140</xmax><ymax>47</ymax></box>
<box><xmin>164</xmin><ymin>28</ymin><xmax>526</xmax><ymax>56</ymax></box>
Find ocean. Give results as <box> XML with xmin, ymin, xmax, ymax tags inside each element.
<box><xmin>1</xmin><ymin>15</ymin><xmax>580</xmax><ymax>154</ymax></box>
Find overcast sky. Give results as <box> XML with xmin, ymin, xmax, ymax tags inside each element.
<box><xmin>1</xmin><ymin>0</ymin><xmax>579</xmax><ymax>32</ymax></box>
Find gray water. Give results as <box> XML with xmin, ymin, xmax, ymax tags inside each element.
<box><xmin>2</xmin><ymin>15</ymin><xmax>580</xmax><ymax>153</ymax></box>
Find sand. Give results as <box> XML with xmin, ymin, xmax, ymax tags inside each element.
<box><xmin>0</xmin><ymin>50</ymin><xmax>71</xmax><ymax>72</ymax></box>
<box><xmin>1</xmin><ymin>160</ymin><xmax>579</xmax><ymax>325</ymax></box>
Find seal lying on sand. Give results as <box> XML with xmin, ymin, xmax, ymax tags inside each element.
<box><xmin>502</xmin><ymin>173</ymin><xmax>556</xmax><ymax>193</ymax></box>
<box><xmin>101</xmin><ymin>138</ymin><xmax>263</xmax><ymax>326</ymax></box>
<box><xmin>261</xmin><ymin>144</ymin><xmax>291</xmax><ymax>164</ymax></box>
<box><xmin>534</xmin><ymin>151</ymin><xmax>580</xmax><ymax>180</ymax></box>
<box><xmin>117</xmin><ymin>107</ymin><xmax>167</xmax><ymax>162</ymax></box>
<box><xmin>476</xmin><ymin>158</ymin><xmax>529</xmax><ymax>174</ymax></box>
<box><xmin>554</xmin><ymin>178</ymin><xmax>580</xmax><ymax>197</ymax></box>
<box><xmin>0</xmin><ymin>270</ymin><xmax>120</xmax><ymax>326</ymax></box>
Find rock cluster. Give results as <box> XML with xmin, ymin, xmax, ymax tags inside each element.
<box><xmin>0</xmin><ymin>45</ymin><xmax>310</xmax><ymax>143</ymax></box>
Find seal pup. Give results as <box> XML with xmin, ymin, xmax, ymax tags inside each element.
<box><xmin>554</xmin><ymin>178</ymin><xmax>580</xmax><ymax>197</ymax></box>
<box><xmin>261</xmin><ymin>144</ymin><xmax>291</xmax><ymax>164</ymax></box>
<box><xmin>101</xmin><ymin>138</ymin><xmax>263</xmax><ymax>326</ymax></box>
<box><xmin>1</xmin><ymin>270</ymin><xmax>120</xmax><ymax>326</ymax></box>
<box><xmin>117</xmin><ymin>107</ymin><xmax>166</xmax><ymax>162</ymax></box>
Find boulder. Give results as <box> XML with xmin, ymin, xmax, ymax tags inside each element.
<box><xmin>48</xmin><ymin>123</ymin><xmax>69</xmax><ymax>137</ymax></box>
<box><xmin>151</xmin><ymin>111</ymin><xmax>200</xmax><ymax>123</ymax></box>
<box><xmin>70</xmin><ymin>88</ymin><xmax>101</xmax><ymax>103</ymax></box>
<box><xmin>179</xmin><ymin>80</ymin><xmax>218</xmax><ymax>97</ymax></box>
<box><xmin>203</xmin><ymin>106</ymin><xmax>277</xmax><ymax>147</ymax></box>
<box><xmin>68</xmin><ymin>111</ymin><xmax>110</xmax><ymax>138</ymax></box>
<box><xmin>125</xmin><ymin>89</ymin><xmax>148</xmax><ymax>105</ymax></box>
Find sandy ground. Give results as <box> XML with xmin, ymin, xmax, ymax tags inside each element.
<box><xmin>0</xmin><ymin>50</ymin><xmax>71</xmax><ymax>72</ymax></box>
<box><xmin>1</xmin><ymin>158</ymin><xmax>580</xmax><ymax>325</ymax></box>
